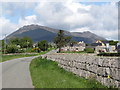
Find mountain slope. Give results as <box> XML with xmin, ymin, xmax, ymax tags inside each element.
<box><xmin>5</xmin><ymin>24</ymin><xmax>106</xmax><ymax>43</ymax></box>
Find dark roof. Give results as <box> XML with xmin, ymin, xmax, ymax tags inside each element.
<box><xmin>101</xmin><ymin>41</ymin><xmax>109</xmax><ymax>44</ymax></box>
<box><xmin>117</xmin><ymin>45</ymin><xmax>120</xmax><ymax>48</ymax></box>
<box><xmin>91</xmin><ymin>43</ymin><xmax>102</xmax><ymax>46</ymax></box>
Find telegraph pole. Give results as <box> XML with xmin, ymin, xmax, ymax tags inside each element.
<box><xmin>4</xmin><ymin>34</ymin><xmax>7</xmax><ymax>54</ymax></box>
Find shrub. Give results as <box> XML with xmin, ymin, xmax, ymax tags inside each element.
<box><xmin>84</xmin><ymin>48</ymin><xmax>94</xmax><ymax>53</ymax></box>
<box><xmin>37</xmin><ymin>40</ymin><xmax>48</xmax><ymax>51</ymax></box>
<box><xmin>18</xmin><ymin>49</ymin><xmax>25</xmax><ymax>53</ymax></box>
<box><xmin>32</xmin><ymin>48</ymin><xmax>41</xmax><ymax>53</ymax></box>
<box><xmin>97</xmin><ymin>53</ymin><xmax>120</xmax><ymax>57</ymax></box>
<box><xmin>6</xmin><ymin>44</ymin><xmax>19</xmax><ymax>53</ymax></box>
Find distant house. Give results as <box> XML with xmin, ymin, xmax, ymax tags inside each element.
<box><xmin>92</xmin><ymin>40</ymin><xmax>117</xmax><ymax>53</ymax></box>
<box><xmin>117</xmin><ymin>43</ymin><xmax>120</xmax><ymax>53</ymax></box>
<box><xmin>91</xmin><ymin>40</ymin><xmax>109</xmax><ymax>46</ymax></box>
<box><xmin>33</xmin><ymin>43</ymin><xmax>37</xmax><ymax>48</ymax></box>
<box><xmin>61</xmin><ymin>41</ymin><xmax>86</xmax><ymax>52</ymax></box>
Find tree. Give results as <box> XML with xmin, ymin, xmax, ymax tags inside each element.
<box><xmin>6</xmin><ymin>44</ymin><xmax>19</xmax><ymax>53</ymax></box>
<box><xmin>109</xmin><ymin>40</ymin><xmax>118</xmax><ymax>45</ymax></box>
<box><xmin>8</xmin><ymin>37</ymin><xmax>21</xmax><ymax>45</ymax></box>
<box><xmin>54</xmin><ymin>30</ymin><xmax>72</xmax><ymax>52</ymax></box>
<box><xmin>69</xmin><ymin>40</ymin><xmax>77</xmax><ymax>47</ymax></box>
<box><xmin>1</xmin><ymin>40</ymin><xmax>5</xmax><ymax>49</ymax></box>
<box><xmin>64</xmin><ymin>36</ymin><xmax>72</xmax><ymax>45</ymax></box>
<box><xmin>8</xmin><ymin>37</ymin><xmax>33</xmax><ymax>48</ymax></box>
<box><xmin>20</xmin><ymin>37</ymin><xmax>33</xmax><ymax>48</ymax></box>
<box><xmin>37</xmin><ymin>40</ymin><xmax>48</xmax><ymax>51</ymax></box>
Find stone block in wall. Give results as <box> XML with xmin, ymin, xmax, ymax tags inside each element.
<box><xmin>87</xmin><ymin>72</ymin><xmax>96</xmax><ymax>80</ymax></box>
<box><xmin>103</xmin><ymin>78</ymin><xmax>115</xmax><ymax>88</ymax></box>
<box><xmin>68</xmin><ymin>60</ymin><xmax>72</xmax><ymax>67</ymax></box>
<box><xmin>79</xmin><ymin>63</ymin><xmax>87</xmax><ymax>70</ymax></box>
<box><xmin>59</xmin><ymin>59</ymin><xmax>64</xmax><ymax>64</ymax></box>
<box><xmin>96</xmin><ymin>76</ymin><xmax>104</xmax><ymax>85</ymax></box>
<box><xmin>105</xmin><ymin>68</ymin><xmax>110</xmax><ymax>76</ymax></box>
<box><xmin>109</xmin><ymin>79</ymin><xmax>120</xmax><ymax>88</ymax></box>
<box><xmin>75</xmin><ymin>62</ymin><xmax>86</xmax><ymax>69</ymax></box>
<box><xmin>62</xmin><ymin>65</ymin><xmax>68</xmax><ymax>71</ymax></box>
<box><xmin>87</xmin><ymin>64</ymin><xmax>98</xmax><ymax>74</ymax></box>
<box><xmin>110</xmin><ymin>68</ymin><xmax>120</xmax><ymax>81</ymax></box>
<box><xmin>85</xmin><ymin>71</ymin><xmax>91</xmax><ymax>79</ymax></box>
<box><xmin>80</xmin><ymin>70</ymin><xmax>87</xmax><ymax>78</ymax></box>
<box><xmin>71</xmin><ymin>67</ymin><xmax>76</xmax><ymax>73</ymax></box>
<box><xmin>102</xmin><ymin>59</ymin><xmax>110</xmax><ymax>67</ymax></box>
<box><xmin>110</xmin><ymin>59</ymin><xmax>119</xmax><ymax>68</ymax></box>
<box><xmin>74</xmin><ymin>68</ymin><xmax>80</xmax><ymax>75</ymax></box>
<box><xmin>61</xmin><ymin>60</ymin><xmax>68</xmax><ymax>66</ymax></box>
<box><xmin>92</xmin><ymin>58</ymin><xmax>98</xmax><ymax>65</ymax></box>
<box><xmin>72</xmin><ymin>61</ymin><xmax>76</xmax><ymax>67</ymax></box>
<box><xmin>69</xmin><ymin>67</ymin><xmax>77</xmax><ymax>75</ymax></box>
<box><xmin>66</xmin><ymin>66</ymin><xmax>71</xmax><ymax>71</ymax></box>
<box><xmin>97</xmin><ymin>67</ymin><xmax>106</xmax><ymax>76</ymax></box>
<box><xmin>88</xmin><ymin>57</ymin><xmax>96</xmax><ymax>64</ymax></box>
<box><xmin>98</xmin><ymin>58</ymin><xmax>104</xmax><ymax>66</ymax></box>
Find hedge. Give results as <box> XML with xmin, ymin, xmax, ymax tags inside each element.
<box><xmin>97</xmin><ymin>53</ymin><xmax>120</xmax><ymax>57</ymax></box>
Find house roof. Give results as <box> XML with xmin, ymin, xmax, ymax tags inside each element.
<box><xmin>91</xmin><ymin>43</ymin><xmax>102</xmax><ymax>46</ymax></box>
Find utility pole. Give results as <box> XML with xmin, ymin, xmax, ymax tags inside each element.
<box><xmin>4</xmin><ymin>34</ymin><xmax>7</xmax><ymax>54</ymax></box>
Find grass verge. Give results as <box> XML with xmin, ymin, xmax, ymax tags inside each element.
<box><xmin>30</xmin><ymin>57</ymin><xmax>107</xmax><ymax>88</ymax></box>
<box><xmin>1</xmin><ymin>48</ymin><xmax>54</xmax><ymax>62</ymax></box>
<box><xmin>1</xmin><ymin>54</ymin><xmax>39</xmax><ymax>62</ymax></box>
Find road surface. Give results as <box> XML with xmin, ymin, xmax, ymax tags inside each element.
<box><xmin>0</xmin><ymin>49</ymin><xmax>57</xmax><ymax>89</ymax></box>
<box><xmin>1</xmin><ymin>56</ymin><xmax>38</xmax><ymax>88</ymax></box>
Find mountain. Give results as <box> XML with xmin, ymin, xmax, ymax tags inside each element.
<box><xmin>5</xmin><ymin>24</ymin><xmax>106</xmax><ymax>43</ymax></box>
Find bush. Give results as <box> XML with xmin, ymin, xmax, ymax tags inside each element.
<box><xmin>37</xmin><ymin>40</ymin><xmax>48</xmax><ymax>51</ymax></box>
<box><xmin>18</xmin><ymin>49</ymin><xmax>25</xmax><ymax>53</ymax></box>
<box><xmin>6</xmin><ymin>44</ymin><xmax>19</xmax><ymax>53</ymax></box>
<box><xmin>84</xmin><ymin>48</ymin><xmax>94</xmax><ymax>53</ymax></box>
<box><xmin>97</xmin><ymin>53</ymin><xmax>120</xmax><ymax>57</ymax></box>
<box><xmin>31</xmin><ymin>48</ymin><xmax>41</xmax><ymax>53</ymax></box>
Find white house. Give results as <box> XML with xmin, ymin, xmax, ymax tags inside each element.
<box><xmin>61</xmin><ymin>41</ymin><xmax>86</xmax><ymax>52</ymax></box>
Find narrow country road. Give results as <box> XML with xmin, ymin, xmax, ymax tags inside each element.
<box><xmin>1</xmin><ymin>56</ymin><xmax>38</xmax><ymax>88</ymax></box>
<box><xmin>0</xmin><ymin>49</ymin><xmax>57</xmax><ymax>89</ymax></box>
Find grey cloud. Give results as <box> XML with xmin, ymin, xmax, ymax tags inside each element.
<box><xmin>1</xmin><ymin>1</ymin><xmax>118</xmax><ymax>40</ymax></box>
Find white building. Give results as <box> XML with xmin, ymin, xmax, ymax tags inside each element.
<box><xmin>61</xmin><ymin>41</ymin><xmax>86</xmax><ymax>52</ymax></box>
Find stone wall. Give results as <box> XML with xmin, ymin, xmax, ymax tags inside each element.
<box><xmin>61</xmin><ymin>46</ymin><xmax>85</xmax><ymax>52</ymax></box>
<box><xmin>41</xmin><ymin>53</ymin><xmax>120</xmax><ymax>88</ymax></box>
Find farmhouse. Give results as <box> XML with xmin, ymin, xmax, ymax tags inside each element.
<box><xmin>117</xmin><ymin>43</ymin><xmax>120</xmax><ymax>53</ymax></box>
<box><xmin>61</xmin><ymin>41</ymin><xmax>86</xmax><ymax>52</ymax></box>
<box><xmin>92</xmin><ymin>40</ymin><xmax>117</xmax><ymax>53</ymax></box>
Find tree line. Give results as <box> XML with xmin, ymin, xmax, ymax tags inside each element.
<box><xmin>1</xmin><ymin>30</ymin><xmax>73</xmax><ymax>53</ymax></box>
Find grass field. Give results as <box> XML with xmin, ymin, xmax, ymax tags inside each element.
<box><xmin>1</xmin><ymin>48</ymin><xmax>54</xmax><ymax>62</ymax></box>
<box><xmin>1</xmin><ymin>54</ymin><xmax>39</xmax><ymax>62</ymax></box>
<box><xmin>30</xmin><ymin>57</ymin><xmax>107</xmax><ymax>88</ymax></box>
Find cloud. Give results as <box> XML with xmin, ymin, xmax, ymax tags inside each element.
<box><xmin>1</xmin><ymin>1</ymin><xmax>118</xmax><ymax>40</ymax></box>
<box><xmin>0</xmin><ymin>17</ymin><xmax>17</xmax><ymax>39</ymax></box>
<box><xmin>93</xmin><ymin>30</ymin><xmax>118</xmax><ymax>40</ymax></box>
<box><xmin>1</xmin><ymin>2</ymin><xmax>37</xmax><ymax>17</ymax></box>
<box><xmin>18</xmin><ymin>15</ymin><xmax>38</xmax><ymax>25</ymax></box>
<box><xmin>34</xmin><ymin>2</ymin><xmax>118</xmax><ymax>40</ymax></box>
<box><xmin>0</xmin><ymin>15</ymin><xmax>40</xmax><ymax>39</ymax></box>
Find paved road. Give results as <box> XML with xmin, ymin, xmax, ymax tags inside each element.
<box><xmin>0</xmin><ymin>50</ymin><xmax>57</xmax><ymax>89</ymax></box>
<box><xmin>1</xmin><ymin>56</ymin><xmax>38</xmax><ymax>88</ymax></box>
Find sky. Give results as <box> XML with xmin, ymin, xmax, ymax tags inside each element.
<box><xmin>0</xmin><ymin>0</ymin><xmax>119</xmax><ymax>40</ymax></box>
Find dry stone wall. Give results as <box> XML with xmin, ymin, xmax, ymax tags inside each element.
<box><xmin>41</xmin><ymin>53</ymin><xmax>120</xmax><ymax>88</ymax></box>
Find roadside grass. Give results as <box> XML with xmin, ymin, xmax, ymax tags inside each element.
<box><xmin>1</xmin><ymin>48</ymin><xmax>54</xmax><ymax>62</ymax></box>
<box><xmin>1</xmin><ymin>54</ymin><xmax>39</xmax><ymax>62</ymax></box>
<box><xmin>30</xmin><ymin>57</ymin><xmax>107</xmax><ymax>88</ymax></box>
